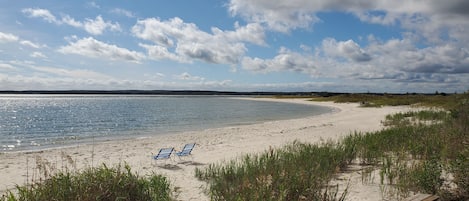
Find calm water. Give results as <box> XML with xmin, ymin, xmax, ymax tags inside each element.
<box><xmin>0</xmin><ymin>95</ymin><xmax>332</xmax><ymax>152</ymax></box>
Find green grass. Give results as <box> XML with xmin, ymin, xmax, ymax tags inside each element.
<box><xmin>196</xmin><ymin>93</ymin><xmax>469</xmax><ymax>201</ymax></box>
<box><xmin>1</xmin><ymin>164</ymin><xmax>172</xmax><ymax>201</ymax></box>
<box><xmin>195</xmin><ymin>142</ymin><xmax>349</xmax><ymax>201</ymax></box>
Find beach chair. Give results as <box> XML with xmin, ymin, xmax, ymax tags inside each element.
<box><xmin>176</xmin><ymin>143</ymin><xmax>196</xmax><ymax>159</ymax></box>
<box><xmin>153</xmin><ymin>147</ymin><xmax>174</xmax><ymax>162</ymax></box>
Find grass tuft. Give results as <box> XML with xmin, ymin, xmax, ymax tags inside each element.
<box><xmin>1</xmin><ymin>163</ymin><xmax>172</xmax><ymax>201</ymax></box>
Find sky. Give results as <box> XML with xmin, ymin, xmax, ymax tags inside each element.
<box><xmin>0</xmin><ymin>0</ymin><xmax>468</xmax><ymax>93</ymax></box>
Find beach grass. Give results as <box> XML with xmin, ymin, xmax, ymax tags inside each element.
<box><xmin>311</xmin><ymin>93</ymin><xmax>466</xmax><ymax>109</ymax></box>
<box><xmin>195</xmin><ymin>141</ymin><xmax>349</xmax><ymax>201</ymax></box>
<box><xmin>196</xmin><ymin>93</ymin><xmax>468</xmax><ymax>200</ymax></box>
<box><xmin>1</xmin><ymin>163</ymin><xmax>172</xmax><ymax>201</ymax></box>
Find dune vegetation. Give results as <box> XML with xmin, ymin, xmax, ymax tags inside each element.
<box><xmin>196</xmin><ymin>93</ymin><xmax>468</xmax><ymax>200</ymax></box>
<box><xmin>1</xmin><ymin>163</ymin><xmax>172</xmax><ymax>201</ymax></box>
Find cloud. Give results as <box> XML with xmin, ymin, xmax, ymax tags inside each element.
<box><xmin>239</xmin><ymin>33</ymin><xmax>469</xmax><ymax>89</ymax></box>
<box><xmin>20</xmin><ymin>40</ymin><xmax>42</xmax><ymax>48</ymax></box>
<box><xmin>242</xmin><ymin>47</ymin><xmax>317</xmax><ymax>74</ymax></box>
<box><xmin>0</xmin><ymin>32</ymin><xmax>45</xmax><ymax>49</ymax></box>
<box><xmin>87</xmin><ymin>2</ymin><xmax>100</xmax><ymax>9</ymax></box>
<box><xmin>23</xmin><ymin>8</ymin><xmax>121</xmax><ymax>35</ymax></box>
<box><xmin>110</xmin><ymin>8</ymin><xmax>135</xmax><ymax>18</ymax></box>
<box><xmin>138</xmin><ymin>43</ymin><xmax>185</xmax><ymax>62</ymax></box>
<box><xmin>30</xmin><ymin>52</ymin><xmax>47</xmax><ymax>59</ymax></box>
<box><xmin>322</xmin><ymin>38</ymin><xmax>372</xmax><ymax>62</ymax></box>
<box><xmin>228</xmin><ymin>0</ymin><xmax>469</xmax><ymax>43</ymax></box>
<box><xmin>0</xmin><ymin>63</ymin><xmax>16</xmax><ymax>70</ymax></box>
<box><xmin>82</xmin><ymin>16</ymin><xmax>121</xmax><ymax>35</ymax></box>
<box><xmin>0</xmin><ymin>32</ymin><xmax>19</xmax><ymax>43</ymax></box>
<box><xmin>30</xmin><ymin>65</ymin><xmax>113</xmax><ymax>80</ymax></box>
<box><xmin>22</xmin><ymin>8</ymin><xmax>58</xmax><ymax>23</ymax></box>
<box><xmin>175</xmin><ymin>72</ymin><xmax>205</xmax><ymax>81</ymax></box>
<box><xmin>58</xmin><ymin>37</ymin><xmax>145</xmax><ymax>63</ymax></box>
<box><xmin>132</xmin><ymin>17</ymin><xmax>265</xmax><ymax>65</ymax></box>
<box><xmin>228</xmin><ymin>0</ymin><xmax>320</xmax><ymax>32</ymax></box>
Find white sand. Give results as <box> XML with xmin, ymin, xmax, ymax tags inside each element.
<box><xmin>0</xmin><ymin>98</ymin><xmax>411</xmax><ymax>200</ymax></box>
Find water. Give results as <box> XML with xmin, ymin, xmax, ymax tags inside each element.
<box><xmin>0</xmin><ymin>95</ymin><xmax>332</xmax><ymax>152</ymax></box>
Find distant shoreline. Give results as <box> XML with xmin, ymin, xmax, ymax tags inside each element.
<box><xmin>0</xmin><ymin>89</ymin><xmax>444</xmax><ymax>96</ymax></box>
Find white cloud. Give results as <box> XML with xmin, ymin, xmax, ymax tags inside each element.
<box><xmin>138</xmin><ymin>43</ymin><xmax>185</xmax><ymax>62</ymax></box>
<box><xmin>228</xmin><ymin>0</ymin><xmax>320</xmax><ymax>32</ymax></box>
<box><xmin>228</xmin><ymin>0</ymin><xmax>469</xmax><ymax>43</ymax></box>
<box><xmin>58</xmin><ymin>37</ymin><xmax>145</xmax><ymax>63</ymax></box>
<box><xmin>83</xmin><ymin>15</ymin><xmax>121</xmax><ymax>35</ymax></box>
<box><xmin>30</xmin><ymin>52</ymin><xmax>47</xmax><ymax>59</ymax></box>
<box><xmin>132</xmin><ymin>17</ymin><xmax>265</xmax><ymax>65</ymax></box>
<box><xmin>22</xmin><ymin>8</ymin><xmax>58</xmax><ymax>23</ymax></box>
<box><xmin>20</xmin><ymin>40</ymin><xmax>42</xmax><ymax>48</ymax></box>
<box><xmin>0</xmin><ymin>32</ymin><xmax>19</xmax><ymax>43</ymax></box>
<box><xmin>110</xmin><ymin>8</ymin><xmax>135</xmax><ymax>18</ymax></box>
<box><xmin>322</xmin><ymin>38</ymin><xmax>372</xmax><ymax>62</ymax></box>
<box><xmin>23</xmin><ymin>8</ymin><xmax>121</xmax><ymax>35</ymax></box>
<box><xmin>0</xmin><ymin>63</ymin><xmax>16</xmax><ymax>70</ymax></box>
<box><xmin>175</xmin><ymin>72</ymin><xmax>205</xmax><ymax>81</ymax></box>
<box><xmin>242</xmin><ymin>47</ymin><xmax>317</xmax><ymax>75</ymax></box>
<box><xmin>30</xmin><ymin>65</ymin><xmax>113</xmax><ymax>80</ymax></box>
<box><xmin>87</xmin><ymin>2</ymin><xmax>100</xmax><ymax>9</ymax></box>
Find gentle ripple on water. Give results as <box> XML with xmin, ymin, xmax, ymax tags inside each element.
<box><xmin>0</xmin><ymin>95</ymin><xmax>332</xmax><ymax>152</ymax></box>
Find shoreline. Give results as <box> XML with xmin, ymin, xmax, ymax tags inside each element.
<box><xmin>1</xmin><ymin>96</ymin><xmax>331</xmax><ymax>154</ymax></box>
<box><xmin>0</xmin><ymin>98</ymin><xmax>411</xmax><ymax>200</ymax></box>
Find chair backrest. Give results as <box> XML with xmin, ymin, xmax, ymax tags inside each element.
<box><xmin>154</xmin><ymin>147</ymin><xmax>174</xmax><ymax>160</ymax></box>
<box><xmin>178</xmin><ymin>143</ymin><xmax>195</xmax><ymax>156</ymax></box>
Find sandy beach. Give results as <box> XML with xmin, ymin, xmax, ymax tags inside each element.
<box><xmin>0</xmin><ymin>98</ymin><xmax>411</xmax><ymax>200</ymax></box>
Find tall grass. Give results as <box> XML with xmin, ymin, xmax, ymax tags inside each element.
<box><xmin>1</xmin><ymin>163</ymin><xmax>172</xmax><ymax>201</ymax></box>
<box><xmin>196</xmin><ymin>142</ymin><xmax>350</xmax><ymax>201</ymax></box>
<box><xmin>196</xmin><ymin>94</ymin><xmax>469</xmax><ymax>201</ymax></box>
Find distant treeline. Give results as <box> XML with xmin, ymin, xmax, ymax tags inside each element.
<box><xmin>0</xmin><ymin>90</ymin><xmax>454</xmax><ymax>97</ymax></box>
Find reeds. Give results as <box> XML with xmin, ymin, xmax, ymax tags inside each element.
<box><xmin>195</xmin><ymin>141</ymin><xmax>351</xmax><ymax>201</ymax></box>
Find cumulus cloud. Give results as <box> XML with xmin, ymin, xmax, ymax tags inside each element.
<box><xmin>228</xmin><ymin>0</ymin><xmax>469</xmax><ymax>43</ymax></box>
<box><xmin>242</xmin><ymin>47</ymin><xmax>317</xmax><ymax>74</ymax></box>
<box><xmin>83</xmin><ymin>16</ymin><xmax>121</xmax><ymax>35</ymax></box>
<box><xmin>22</xmin><ymin>8</ymin><xmax>121</xmax><ymax>35</ymax></box>
<box><xmin>132</xmin><ymin>17</ymin><xmax>265</xmax><ymax>65</ymax></box>
<box><xmin>138</xmin><ymin>43</ymin><xmax>185</xmax><ymax>62</ymax></box>
<box><xmin>58</xmin><ymin>37</ymin><xmax>145</xmax><ymax>63</ymax></box>
<box><xmin>322</xmin><ymin>38</ymin><xmax>372</xmax><ymax>62</ymax></box>
<box><xmin>228</xmin><ymin>0</ymin><xmax>320</xmax><ymax>32</ymax></box>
